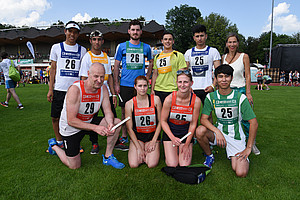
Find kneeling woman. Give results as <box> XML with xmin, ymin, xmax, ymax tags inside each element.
<box><xmin>125</xmin><ymin>76</ymin><xmax>162</xmax><ymax>168</ymax></box>
<box><xmin>161</xmin><ymin>70</ymin><xmax>201</xmax><ymax>167</ymax></box>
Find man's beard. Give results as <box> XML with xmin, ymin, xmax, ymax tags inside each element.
<box><xmin>130</xmin><ymin>35</ymin><xmax>140</xmax><ymax>41</ymax></box>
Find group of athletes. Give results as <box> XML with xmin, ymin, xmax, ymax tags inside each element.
<box><xmin>46</xmin><ymin>19</ymin><xmax>260</xmax><ymax>178</ymax></box>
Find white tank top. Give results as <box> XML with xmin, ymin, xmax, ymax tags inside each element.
<box><xmin>223</xmin><ymin>53</ymin><xmax>246</xmax><ymax>88</ymax></box>
<box><xmin>55</xmin><ymin>42</ymin><xmax>83</xmax><ymax>91</ymax></box>
<box><xmin>59</xmin><ymin>80</ymin><xmax>103</xmax><ymax>136</ymax></box>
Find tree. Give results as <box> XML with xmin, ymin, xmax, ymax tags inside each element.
<box><xmin>292</xmin><ymin>32</ymin><xmax>300</xmax><ymax>44</ymax></box>
<box><xmin>197</xmin><ymin>13</ymin><xmax>241</xmax><ymax>55</ymax></box>
<box><xmin>165</xmin><ymin>4</ymin><xmax>201</xmax><ymax>53</ymax></box>
<box><xmin>0</xmin><ymin>23</ymin><xmax>16</xmax><ymax>29</ymax></box>
<box><xmin>89</xmin><ymin>17</ymin><xmax>109</xmax><ymax>23</ymax></box>
<box><xmin>52</xmin><ymin>20</ymin><xmax>64</xmax><ymax>26</ymax></box>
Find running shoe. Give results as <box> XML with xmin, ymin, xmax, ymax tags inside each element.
<box><xmin>80</xmin><ymin>146</ymin><xmax>84</xmax><ymax>154</ymax></box>
<box><xmin>120</xmin><ymin>136</ymin><xmax>128</xmax><ymax>144</ymax></box>
<box><xmin>90</xmin><ymin>143</ymin><xmax>99</xmax><ymax>154</ymax></box>
<box><xmin>252</xmin><ymin>143</ymin><xmax>261</xmax><ymax>155</ymax></box>
<box><xmin>17</xmin><ymin>105</ymin><xmax>24</xmax><ymax>109</ymax></box>
<box><xmin>114</xmin><ymin>143</ymin><xmax>129</xmax><ymax>151</ymax></box>
<box><xmin>203</xmin><ymin>154</ymin><xmax>214</xmax><ymax>168</ymax></box>
<box><xmin>0</xmin><ymin>102</ymin><xmax>8</xmax><ymax>108</ymax></box>
<box><xmin>48</xmin><ymin>138</ymin><xmax>57</xmax><ymax>155</ymax></box>
<box><xmin>102</xmin><ymin>154</ymin><xmax>125</xmax><ymax>169</ymax></box>
<box><xmin>48</xmin><ymin>138</ymin><xmax>57</xmax><ymax>147</ymax></box>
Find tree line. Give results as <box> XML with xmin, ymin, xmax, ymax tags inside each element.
<box><xmin>1</xmin><ymin>4</ymin><xmax>299</xmax><ymax>65</ymax></box>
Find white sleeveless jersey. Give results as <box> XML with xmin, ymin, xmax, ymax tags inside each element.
<box><xmin>50</xmin><ymin>42</ymin><xmax>87</xmax><ymax>91</ymax></box>
<box><xmin>223</xmin><ymin>53</ymin><xmax>246</xmax><ymax>88</ymax></box>
<box><xmin>59</xmin><ymin>81</ymin><xmax>103</xmax><ymax>136</ymax></box>
<box><xmin>184</xmin><ymin>46</ymin><xmax>221</xmax><ymax>90</ymax></box>
<box><xmin>79</xmin><ymin>51</ymin><xmax>112</xmax><ymax>96</ymax></box>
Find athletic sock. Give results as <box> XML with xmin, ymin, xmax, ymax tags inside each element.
<box><xmin>18</xmin><ymin>104</ymin><xmax>22</xmax><ymax>106</ymax></box>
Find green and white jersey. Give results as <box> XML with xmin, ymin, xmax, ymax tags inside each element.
<box><xmin>202</xmin><ymin>90</ymin><xmax>256</xmax><ymax>140</ymax></box>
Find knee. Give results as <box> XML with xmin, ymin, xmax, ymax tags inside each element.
<box><xmin>68</xmin><ymin>163</ymin><xmax>81</xmax><ymax>169</ymax></box>
<box><xmin>235</xmin><ymin>168</ymin><xmax>248</xmax><ymax>178</ymax></box>
<box><xmin>235</xmin><ymin>170</ymin><xmax>248</xmax><ymax>178</ymax></box>
<box><xmin>147</xmin><ymin>161</ymin><xmax>158</xmax><ymax>168</ymax></box>
<box><xmin>165</xmin><ymin>160</ymin><xmax>178</xmax><ymax>167</ymax></box>
<box><xmin>196</xmin><ymin>126</ymin><xmax>207</xmax><ymax>140</ymax></box>
<box><xmin>129</xmin><ymin>162</ymin><xmax>139</xmax><ymax>168</ymax></box>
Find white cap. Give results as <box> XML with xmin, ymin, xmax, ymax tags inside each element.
<box><xmin>65</xmin><ymin>22</ymin><xmax>80</xmax><ymax>31</ymax></box>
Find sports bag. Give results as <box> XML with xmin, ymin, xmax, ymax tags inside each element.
<box><xmin>161</xmin><ymin>164</ymin><xmax>211</xmax><ymax>184</ymax></box>
<box><xmin>9</xmin><ymin>60</ymin><xmax>20</xmax><ymax>82</ymax></box>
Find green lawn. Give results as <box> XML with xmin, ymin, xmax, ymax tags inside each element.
<box><xmin>0</xmin><ymin>84</ymin><xmax>299</xmax><ymax>200</ymax></box>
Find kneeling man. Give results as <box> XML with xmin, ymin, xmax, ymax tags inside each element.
<box><xmin>196</xmin><ymin>64</ymin><xmax>258</xmax><ymax>177</ymax></box>
<box><xmin>48</xmin><ymin>63</ymin><xmax>125</xmax><ymax>169</ymax></box>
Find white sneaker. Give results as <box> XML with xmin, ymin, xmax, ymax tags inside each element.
<box><xmin>252</xmin><ymin>143</ymin><xmax>260</xmax><ymax>155</ymax></box>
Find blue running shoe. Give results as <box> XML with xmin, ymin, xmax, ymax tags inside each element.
<box><xmin>48</xmin><ymin>138</ymin><xmax>57</xmax><ymax>147</ymax></box>
<box><xmin>48</xmin><ymin>146</ymin><xmax>57</xmax><ymax>155</ymax></box>
<box><xmin>120</xmin><ymin>136</ymin><xmax>128</xmax><ymax>144</ymax></box>
<box><xmin>203</xmin><ymin>154</ymin><xmax>214</xmax><ymax>168</ymax></box>
<box><xmin>102</xmin><ymin>154</ymin><xmax>125</xmax><ymax>169</ymax></box>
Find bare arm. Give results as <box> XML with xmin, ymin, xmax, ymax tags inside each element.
<box><xmin>146</xmin><ymin>59</ymin><xmax>153</xmax><ymax>80</ymax></box>
<box><xmin>205</xmin><ymin>60</ymin><xmax>221</xmax><ymax>92</ymax></box>
<box><xmin>108</xmin><ymin>74</ymin><xmax>117</xmax><ymax>107</ymax></box>
<box><xmin>161</xmin><ymin>94</ymin><xmax>180</xmax><ymax>146</ymax></box>
<box><xmin>47</xmin><ymin>61</ymin><xmax>57</xmax><ymax>102</ymax></box>
<box><xmin>113</xmin><ymin>60</ymin><xmax>121</xmax><ymax>94</ymax></box>
<box><xmin>101</xmin><ymin>86</ymin><xmax>115</xmax><ymax>129</ymax></box>
<box><xmin>146</xmin><ymin>95</ymin><xmax>162</xmax><ymax>152</ymax></box>
<box><xmin>125</xmin><ymin>100</ymin><xmax>143</xmax><ymax>150</ymax></box>
<box><xmin>151</xmin><ymin>69</ymin><xmax>158</xmax><ymax>95</ymax></box>
<box><xmin>243</xmin><ymin>54</ymin><xmax>253</xmax><ymax>104</ymax></box>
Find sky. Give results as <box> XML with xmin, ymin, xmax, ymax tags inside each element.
<box><xmin>0</xmin><ymin>0</ymin><xmax>299</xmax><ymax>38</ymax></box>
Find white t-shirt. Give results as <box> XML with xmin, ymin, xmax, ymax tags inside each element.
<box><xmin>79</xmin><ymin>51</ymin><xmax>113</xmax><ymax>96</ymax></box>
<box><xmin>0</xmin><ymin>59</ymin><xmax>18</xmax><ymax>81</ymax></box>
<box><xmin>50</xmin><ymin>42</ymin><xmax>87</xmax><ymax>91</ymax></box>
<box><xmin>185</xmin><ymin>46</ymin><xmax>221</xmax><ymax>90</ymax></box>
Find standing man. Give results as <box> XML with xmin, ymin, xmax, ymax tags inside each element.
<box><xmin>151</xmin><ymin>31</ymin><xmax>187</xmax><ymax>103</ymax></box>
<box><xmin>114</xmin><ymin>19</ymin><xmax>153</xmax><ymax>147</ymax></box>
<box><xmin>47</xmin><ymin>63</ymin><xmax>125</xmax><ymax>169</ymax></box>
<box><xmin>47</xmin><ymin>21</ymin><xmax>87</xmax><ymax>148</ymax></box>
<box><xmin>79</xmin><ymin>30</ymin><xmax>118</xmax><ymax>153</ymax></box>
<box><xmin>196</xmin><ymin>64</ymin><xmax>258</xmax><ymax>177</ymax></box>
<box><xmin>0</xmin><ymin>52</ymin><xmax>24</xmax><ymax>109</ymax></box>
<box><xmin>184</xmin><ymin>24</ymin><xmax>221</xmax><ymax>105</ymax></box>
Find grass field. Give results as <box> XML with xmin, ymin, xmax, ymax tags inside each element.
<box><xmin>0</xmin><ymin>84</ymin><xmax>299</xmax><ymax>200</ymax></box>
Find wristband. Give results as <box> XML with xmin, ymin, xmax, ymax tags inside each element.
<box><xmin>211</xmin><ymin>84</ymin><xmax>215</xmax><ymax>90</ymax></box>
<box><xmin>112</xmin><ymin>95</ymin><xmax>117</xmax><ymax>97</ymax></box>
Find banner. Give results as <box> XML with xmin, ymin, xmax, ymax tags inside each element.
<box><xmin>26</xmin><ymin>41</ymin><xmax>35</xmax><ymax>59</ymax></box>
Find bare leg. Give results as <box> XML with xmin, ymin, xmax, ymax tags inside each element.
<box><xmin>51</xmin><ymin>117</ymin><xmax>62</xmax><ymax>141</ymax></box>
<box><xmin>231</xmin><ymin>156</ymin><xmax>249</xmax><ymax>177</ymax></box>
<box><xmin>196</xmin><ymin>125</ymin><xmax>215</xmax><ymax>155</ymax></box>
<box><xmin>121</xmin><ymin>107</ymin><xmax>127</xmax><ymax>138</ymax></box>
<box><xmin>52</xmin><ymin>145</ymin><xmax>81</xmax><ymax>169</ymax></box>
<box><xmin>145</xmin><ymin>141</ymin><xmax>160</xmax><ymax>168</ymax></box>
<box><xmin>7</xmin><ymin>88</ymin><xmax>21</xmax><ymax>104</ymax></box>
<box><xmin>163</xmin><ymin>141</ymin><xmax>179</xmax><ymax>167</ymax></box>
<box><xmin>100</xmin><ymin>118</ymin><xmax>121</xmax><ymax>157</ymax></box>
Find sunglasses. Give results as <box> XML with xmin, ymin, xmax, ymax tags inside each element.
<box><xmin>177</xmin><ymin>69</ymin><xmax>191</xmax><ymax>75</ymax></box>
<box><xmin>92</xmin><ymin>38</ymin><xmax>103</xmax><ymax>41</ymax></box>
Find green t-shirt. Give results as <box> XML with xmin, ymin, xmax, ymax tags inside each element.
<box><xmin>153</xmin><ymin>50</ymin><xmax>187</xmax><ymax>92</ymax></box>
<box><xmin>202</xmin><ymin>90</ymin><xmax>256</xmax><ymax>140</ymax></box>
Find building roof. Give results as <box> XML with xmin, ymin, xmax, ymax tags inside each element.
<box><xmin>0</xmin><ymin>20</ymin><xmax>165</xmax><ymax>45</ymax></box>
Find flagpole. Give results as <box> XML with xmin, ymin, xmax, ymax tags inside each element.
<box><xmin>268</xmin><ymin>0</ymin><xmax>274</xmax><ymax>68</ymax></box>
